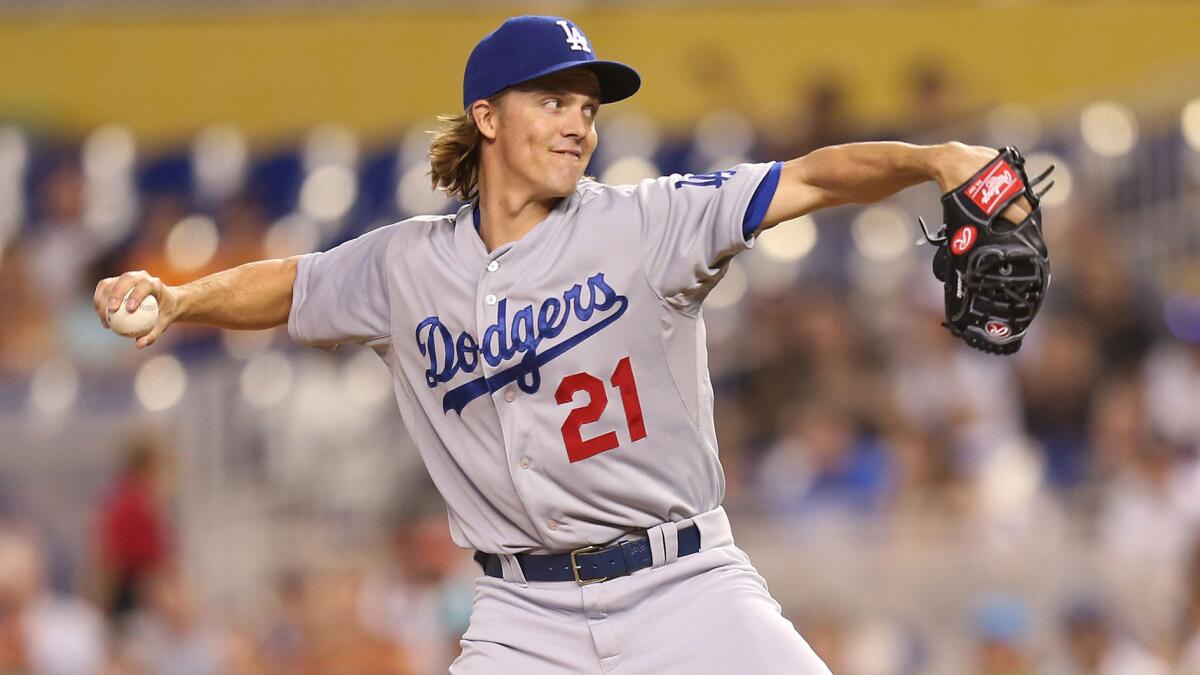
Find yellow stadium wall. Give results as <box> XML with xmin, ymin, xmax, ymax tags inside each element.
<box><xmin>2</xmin><ymin>1</ymin><xmax>1197</xmax><ymax>145</ymax></box>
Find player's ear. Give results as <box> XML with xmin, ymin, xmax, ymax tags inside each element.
<box><xmin>471</xmin><ymin>99</ymin><xmax>499</xmax><ymax>141</ymax></box>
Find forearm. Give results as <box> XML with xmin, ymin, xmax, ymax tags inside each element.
<box><xmin>791</xmin><ymin>141</ymin><xmax>942</xmax><ymax>206</ymax></box>
<box><xmin>175</xmin><ymin>257</ymin><xmax>299</xmax><ymax>330</ymax></box>
<box><xmin>763</xmin><ymin>141</ymin><xmax>946</xmax><ymax>228</ymax></box>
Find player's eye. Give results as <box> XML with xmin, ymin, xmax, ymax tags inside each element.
<box><xmin>543</xmin><ymin>98</ymin><xmax>563</xmax><ymax>111</ymax></box>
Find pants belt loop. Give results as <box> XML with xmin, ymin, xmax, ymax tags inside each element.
<box><xmin>499</xmin><ymin>553</ymin><xmax>528</xmax><ymax>586</ymax></box>
<box><xmin>648</xmin><ymin>521</ymin><xmax>680</xmax><ymax>567</ymax></box>
<box><xmin>661</xmin><ymin>521</ymin><xmax>679</xmax><ymax>565</ymax></box>
<box><xmin>647</xmin><ymin>525</ymin><xmax>668</xmax><ymax>568</ymax></box>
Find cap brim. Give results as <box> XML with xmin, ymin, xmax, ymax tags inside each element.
<box><xmin>581</xmin><ymin>61</ymin><xmax>642</xmax><ymax>104</ymax></box>
<box><xmin>509</xmin><ymin>60</ymin><xmax>641</xmax><ymax>105</ymax></box>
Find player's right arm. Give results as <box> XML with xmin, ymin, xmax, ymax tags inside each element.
<box><xmin>95</xmin><ymin>222</ymin><xmax>397</xmax><ymax>351</ymax></box>
<box><xmin>93</xmin><ymin>257</ymin><xmax>299</xmax><ymax>349</ymax></box>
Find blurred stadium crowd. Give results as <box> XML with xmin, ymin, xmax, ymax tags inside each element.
<box><xmin>2</xmin><ymin>59</ymin><xmax>1200</xmax><ymax>675</ymax></box>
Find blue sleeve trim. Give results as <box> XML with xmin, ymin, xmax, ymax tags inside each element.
<box><xmin>742</xmin><ymin>161</ymin><xmax>782</xmax><ymax>240</ymax></box>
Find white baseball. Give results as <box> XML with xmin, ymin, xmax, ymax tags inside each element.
<box><xmin>107</xmin><ymin>288</ymin><xmax>159</xmax><ymax>338</ymax></box>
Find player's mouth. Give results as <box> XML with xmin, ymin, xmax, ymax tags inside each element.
<box><xmin>552</xmin><ymin>149</ymin><xmax>583</xmax><ymax>160</ymax></box>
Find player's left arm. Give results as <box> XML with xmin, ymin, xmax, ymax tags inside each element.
<box><xmin>759</xmin><ymin>141</ymin><xmax>1030</xmax><ymax>231</ymax></box>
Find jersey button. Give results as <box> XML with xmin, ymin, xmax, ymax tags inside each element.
<box><xmin>487</xmin><ymin>261</ymin><xmax>499</xmax><ymax>272</ymax></box>
<box><xmin>485</xmin><ymin>294</ymin><xmax>497</xmax><ymax>306</ymax></box>
<box><xmin>547</xmin><ymin>519</ymin><xmax>559</xmax><ymax>531</ymax></box>
<box><xmin>519</xmin><ymin>456</ymin><xmax>531</xmax><ymax>470</ymax></box>
<box><xmin>504</xmin><ymin>389</ymin><xmax>515</xmax><ymax>402</ymax></box>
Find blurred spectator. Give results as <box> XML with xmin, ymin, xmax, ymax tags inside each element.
<box><xmin>93</xmin><ymin>433</ymin><xmax>176</xmax><ymax>621</ymax></box>
<box><xmin>115</xmin><ymin>562</ymin><xmax>229</xmax><ymax>675</ymax></box>
<box><xmin>712</xmin><ymin>393</ymin><xmax>756</xmax><ymax>510</ymax></box>
<box><xmin>0</xmin><ymin>523</ymin><xmax>107</xmax><ymax>675</ymax></box>
<box><xmin>1017</xmin><ymin>314</ymin><xmax>1104</xmax><ymax>487</ymax></box>
<box><xmin>683</xmin><ymin>41</ymin><xmax>755</xmax><ymax>118</ymax></box>
<box><xmin>762</xmin><ymin>75</ymin><xmax>859</xmax><ymax>161</ymax></box>
<box><xmin>1049</xmin><ymin>596</ymin><xmax>1168</xmax><ymax>675</ymax></box>
<box><xmin>256</xmin><ymin>564</ymin><xmax>411</xmax><ymax>674</ymax></box>
<box><xmin>1088</xmin><ymin>377</ymin><xmax>1149</xmax><ymax>481</ymax></box>
<box><xmin>737</xmin><ymin>288</ymin><xmax>891</xmax><ymax>447</ymax></box>
<box><xmin>756</xmin><ymin>399</ymin><xmax>894</xmax><ymax>521</ymax></box>
<box><xmin>1175</xmin><ymin>539</ymin><xmax>1200</xmax><ymax>671</ymax></box>
<box><xmin>883</xmin><ymin>428</ymin><xmax>974</xmax><ymax>531</ymax></box>
<box><xmin>794</xmin><ymin>609</ymin><xmax>849</xmax><ymax>674</ymax></box>
<box><xmin>732</xmin><ymin>290</ymin><xmax>811</xmax><ymax>445</ymax></box>
<box><xmin>898</xmin><ymin>59</ymin><xmax>968</xmax><ymax>140</ymax></box>
<box><xmin>0</xmin><ymin>242</ymin><xmax>55</xmax><ymax>372</ymax></box>
<box><xmin>357</xmin><ymin>488</ymin><xmax>473</xmax><ymax>674</ymax></box>
<box><xmin>222</xmin><ymin>624</ymin><xmax>267</xmax><ymax>675</ymax></box>
<box><xmin>1057</xmin><ymin>227</ymin><xmax>1158</xmax><ymax>370</ymax></box>
<box><xmin>891</xmin><ymin>298</ymin><xmax>1023</xmax><ymax>473</ymax></box>
<box><xmin>971</xmin><ymin>593</ymin><xmax>1038</xmax><ymax>675</ymax></box>
<box><xmin>1143</xmin><ymin>339</ymin><xmax>1200</xmax><ymax>454</ymax></box>
<box><xmin>1097</xmin><ymin>432</ymin><xmax>1200</xmax><ymax>641</ymax></box>
<box><xmin>301</xmin><ymin>567</ymin><xmax>411</xmax><ymax>675</ymax></box>
<box><xmin>210</xmin><ymin>192</ymin><xmax>268</xmax><ymax>270</ymax></box>
<box><xmin>258</xmin><ymin>570</ymin><xmax>308</xmax><ymax>674</ymax></box>
<box><xmin>27</xmin><ymin>157</ymin><xmax>101</xmax><ymax>308</ymax></box>
<box><xmin>793</xmin><ymin>608</ymin><xmax>926</xmax><ymax>675</ymax></box>
<box><xmin>115</xmin><ymin>192</ymin><xmax>191</xmax><ymax>286</ymax></box>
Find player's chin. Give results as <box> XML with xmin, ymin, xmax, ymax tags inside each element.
<box><xmin>544</xmin><ymin>170</ymin><xmax>585</xmax><ymax>197</ymax></box>
<box><xmin>548</xmin><ymin>154</ymin><xmax>586</xmax><ymax>184</ymax></box>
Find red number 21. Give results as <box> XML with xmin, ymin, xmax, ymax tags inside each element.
<box><xmin>554</xmin><ymin>356</ymin><xmax>647</xmax><ymax>463</ymax></box>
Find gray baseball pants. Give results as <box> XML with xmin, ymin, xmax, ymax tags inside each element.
<box><xmin>450</xmin><ymin>507</ymin><xmax>833</xmax><ymax>674</ymax></box>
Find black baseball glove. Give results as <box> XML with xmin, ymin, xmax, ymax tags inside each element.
<box><xmin>918</xmin><ymin>146</ymin><xmax>1055</xmax><ymax>354</ymax></box>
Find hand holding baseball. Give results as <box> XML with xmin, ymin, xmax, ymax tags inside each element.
<box><xmin>107</xmin><ymin>288</ymin><xmax>158</xmax><ymax>338</ymax></box>
<box><xmin>93</xmin><ymin>270</ymin><xmax>180</xmax><ymax>349</ymax></box>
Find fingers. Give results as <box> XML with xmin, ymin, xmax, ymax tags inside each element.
<box><xmin>105</xmin><ymin>272</ymin><xmax>142</xmax><ymax>316</ymax></box>
<box><xmin>96</xmin><ymin>271</ymin><xmax>163</xmax><ymax>337</ymax></box>
<box><xmin>93</xmin><ymin>277</ymin><xmax>116</xmax><ymax>328</ymax></box>
<box><xmin>103</xmin><ymin>271</ymin><xmax>158</xmax><ymax>313</ymax></box>
<box><xmin>1002</xmin><ymin>196</ymin><xmax>1033</xmax><ymax>223</ymax></box>
<box><xmin>136</xmin><ymin>285</ymin><xmax>174</xmax><ymax>350</ymax></box>
<box><xmin>136</xmin><ymin>309</ymin><xmax>172</xmax><ymax>350</ymax></box>
<box><xmin>124</xmin><ymin>277</ymin><xmax>159</xmax><ymax>315</ymax></box>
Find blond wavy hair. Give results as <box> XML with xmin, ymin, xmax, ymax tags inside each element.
<box><xmin>428</xmin><ymin>108</ymin><xmax>486</xmax><ymax>203</ymax></box>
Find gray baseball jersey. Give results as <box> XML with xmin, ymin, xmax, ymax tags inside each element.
<box><xmin>289</xmin><ymin>161</ymin><xmax>780</xmax><ymax>555</ymax></box>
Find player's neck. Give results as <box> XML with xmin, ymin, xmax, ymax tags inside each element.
<box><xmin>474</xmin><ymin>185</ymin><xmax>561</xmax><ymax>253</ymax></box>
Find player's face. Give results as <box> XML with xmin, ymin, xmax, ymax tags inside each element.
<box><xmin>493</xmin><ymin>70</ymin><xmax>601</xmax><ymax>199</ymax></box>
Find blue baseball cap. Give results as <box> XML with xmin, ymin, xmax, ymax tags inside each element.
<box><xmin>972</xmin><ymin>593</ymin><xmax>1031</xmax><ymax>645</ymax></box>
<box><xmin>462</xmin><ymin>16</ymin><xmax>641</xmax><ymax>110</ymax></box>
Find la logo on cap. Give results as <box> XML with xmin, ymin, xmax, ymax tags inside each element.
<box><xmin>556</xmin><ymin>20</ymin><xmax>591</xmax><ymax>53</ymax></box>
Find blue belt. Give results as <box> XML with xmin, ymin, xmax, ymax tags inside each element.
<box><xmin>474</xmin><ymin>525</ymin><xmax>702</xmax><ymax>585</ymax></box>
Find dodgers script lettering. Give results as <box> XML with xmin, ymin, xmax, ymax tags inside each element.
<box><xmin>415</xmin><ymin>272</ymin><xmax>629</xmax><ymax>414</ymax></box>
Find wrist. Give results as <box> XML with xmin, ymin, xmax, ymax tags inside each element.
<box><xmin>920</xmin><ymin>143</ymin><xmax>949</xmax><ymax>183</ymax></box>
<box><xmin>169</xmin><ymin>284</ymin><xmax>192</xmax><ymax>321</ymax></box>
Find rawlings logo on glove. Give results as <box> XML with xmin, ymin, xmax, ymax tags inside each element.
<box><xmin>965</xmin><ymin>161</ymin><xmax>1023</xmax><ymax>214</ymax></box>
<box><xmin>918</xmin><ymin>146</ymin><xmax>1055</xmax><ymax>355</ymax></box>
<box><xmin>950</xmin><ymin>226</ymin><xmax>977</xmax><ymax>255</ymax></box>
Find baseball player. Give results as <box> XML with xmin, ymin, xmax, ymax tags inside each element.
<box><xmin>94</xmin><ymin>15</ymin><xmax>1032</xmax><ymax>673</ymax></box>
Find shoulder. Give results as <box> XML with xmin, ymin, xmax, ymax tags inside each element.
<box><xmin>575</xmin><ymin>178</ymin><xmax>632</xmax><ymax>200</ymax></box>
<box><xmin>341</xmin><ymin>211</ymin><xmax>461</xmax><ymax>250</ymax></box>
<box><xmin>574</xmin><ymin>164</ymin><xmax>765</xmax><ymax>202</ymax></box>
<box><xmin>382</xmin><ymin>211</ymin><xmax>461</xmax><ymax>237</ymax></box>
<box><xmin>573</xmin><ymin>176</ymin><xmax>673</xmax><ymax>208</ymax></box>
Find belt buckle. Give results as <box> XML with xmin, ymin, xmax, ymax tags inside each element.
<box><xmin>569</xmin><ymin>544</ymin><xmax>607</xmax><ymax>585</ymax></box>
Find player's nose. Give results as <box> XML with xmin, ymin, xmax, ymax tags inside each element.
<box><xmin>559</xmin><ymin>106</ymin><xmax>590</xmax><ymax>139</ymax></box>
